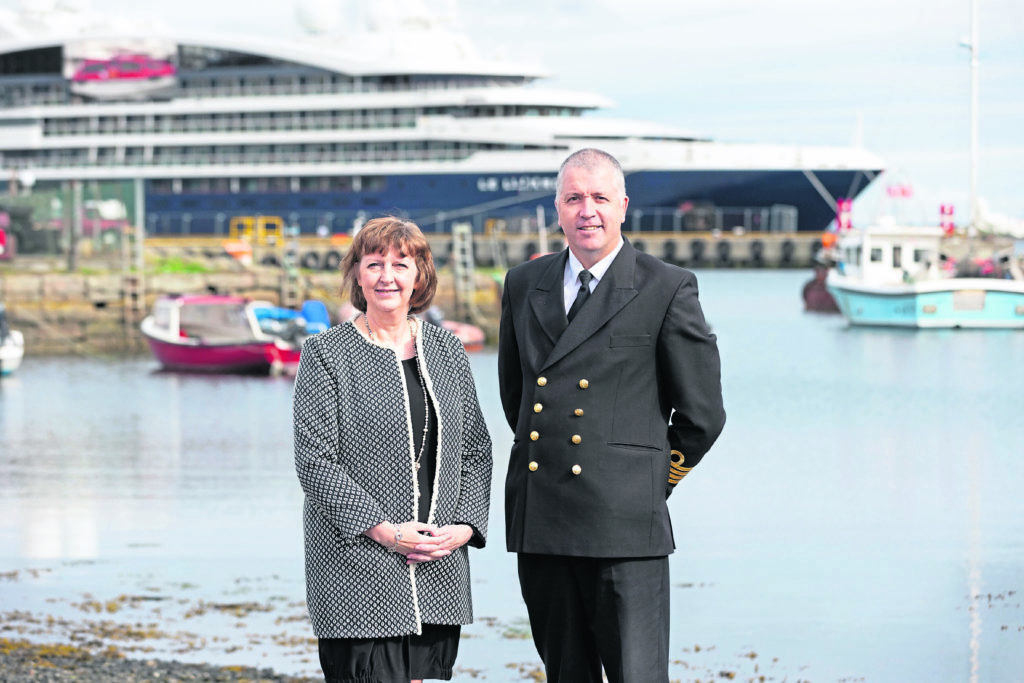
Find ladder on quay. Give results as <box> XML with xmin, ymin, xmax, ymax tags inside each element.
<box><xmin>121</xmin><ymin>273</ymin><xmax>146</xmax><ymax>350</ymax></box>
<box><xmin>451</xmin><ymin>222</ymin><xmax>482</xmax><ymax>323</ymax></box>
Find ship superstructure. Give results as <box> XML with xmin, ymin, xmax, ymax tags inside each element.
<box><xmin>0</xmin><ymin>3</ymin><xmax>884</xmax><ymax>235</ymax></box>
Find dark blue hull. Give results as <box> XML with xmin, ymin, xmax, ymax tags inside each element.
<box><xmin>143</xmin><ymin>168</ymin><xmax>880</xmax><ymax>235</ymax></box>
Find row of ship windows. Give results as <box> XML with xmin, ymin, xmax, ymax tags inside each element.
<box><xmin>0</xmin><ymin>75</ymin><xmax>533</xmax><ymax>108</ymax></box>
<box><xmin>2</xmin><ymin>141</ymin><xmax>553</xmax><ymax>170</ymax></box>
<box><xmin>175</xmin><ymin>75</ymin><xmax>526</xmax><ymax>98</ymax></box>
<box><xmin>38</xmin><ymin>106</ymin><xmax>577</xmax><ymax>136</ymax></box>
<box><xmin>150</xmin><ymin>175</ymin><xmax>389</xmax><ymax>195</ymax></box>
<box><xmin>42</xmin><ymin>111</ymin><xmax>416</xmax><ymax>135</ymax></box>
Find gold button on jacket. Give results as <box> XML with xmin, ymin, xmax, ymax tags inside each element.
<box><xmin>529</xmin><ymin>461</ymin><xmax>539</xmax><ymax>471</ymax></box>
<box><xmin>530</xmin><ymin>431</ymin><xmax>539</xmax><ymax>441</ymax></box>
<box><xmin>578</xmin><ymin>379</ymin><xmax>589</xmax><ymax>389</ymax></box>
<box><xmin>533</xmin><ymin>403</ymin><xmax>543</xmax><ymax>413</ymax></box>
<box><xmin>571</xmin><ymin>464</ymin><xmax>582</xmax><ymax>475</ymax></box>
<box><xmin>574</xmin><ymin>408</ymin><xmax>584</xmax><ymax>416</ymax></box>
<box><xmin>571</xmin><ymin>434</ymin><xmax>582</xmax><ymax>444</ymax></box>
<box><xmin>537</xmin><ymin>377</ymin><xmax>547</xmax><ymax>386</ymax></box>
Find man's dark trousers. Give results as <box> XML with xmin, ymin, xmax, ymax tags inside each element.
<box><xmin>518</xmin><ymin>553</ymin><xmax>670</xmax><ymax>683</ymax></box>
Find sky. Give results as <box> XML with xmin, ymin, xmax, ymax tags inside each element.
<box><xmin>3</xmin><ymin>0</ymin><xmax>1022</xmax><ymax>226</ymax></box>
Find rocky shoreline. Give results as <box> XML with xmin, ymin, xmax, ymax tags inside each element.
<box><xmin>0</xmin><ymin>638</ymin><xmax>318</xmax><ymax>683</ymax></box>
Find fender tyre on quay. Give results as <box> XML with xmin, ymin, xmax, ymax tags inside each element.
<box><xmin>300</xmin><ymin>251</ymin><xmax>321</xmax><ymax>270</ymax></box>
<box><xmin>781</xmin><ymin>240</ymin><xmax>796</xmax><ymax>265</ymax></box>
<box><xmin>715</xmin><ymin>240</ymin><xmax>732</xmax><ymax>266</ymax></box>
<box><xmin>749</xmin><ymin>240</ymin><xmax>764</xmax><ymax>266</ymax></box>
<box><xmin>323</xmin><ymin>250</ymin><xmax>343</xmax><ymax>271</ymax></box>
<box><xmin>662</xmin><ymin>240</ymin><xmax>679</xmax><ymax>265</ymax></box>
<box><xmin>690</xmin><ymin>239</ymin><xmax>706</xmax><ymax>262</ymax></box>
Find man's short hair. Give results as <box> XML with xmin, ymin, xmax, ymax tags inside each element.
<box><xmin>555</xmin><ymin>148</ymin><xmax>627</xmax><ymax>198</ymax></box>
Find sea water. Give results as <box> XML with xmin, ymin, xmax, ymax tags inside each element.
<box><xmin>1</xmin><ymin>269</ymin><xmax>1022</xmax><ymax>682</ymax></box>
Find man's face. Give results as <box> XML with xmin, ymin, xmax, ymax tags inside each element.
<box><xmin>556</xmin><ymin>163</ymin><xmax>628</xmax><ymax>268</ymax></box>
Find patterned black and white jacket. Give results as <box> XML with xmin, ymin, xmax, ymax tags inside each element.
<box><xmin>293</xmin><ymin>319</ymin><xmax>492</xmax><ymax>638</ymax></box>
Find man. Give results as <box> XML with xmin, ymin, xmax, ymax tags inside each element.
<box><xmin>498</xmin><ymin>148</ymin><xmax>726</xmax><ymax>682</ymax></box>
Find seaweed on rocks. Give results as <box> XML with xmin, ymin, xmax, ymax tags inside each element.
<box><xmin>0</xmin><ymin>638</ymin><xmax>318</xmax><ymax>683</ymax></box>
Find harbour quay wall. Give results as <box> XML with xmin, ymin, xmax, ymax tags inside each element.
<box><xmin>0</xmin><ymin>266</ymin><xmax>500</xmax><ymax>356</ymax></box>
<box><xmin>0</xmin><ymin>269</ymin><xmax>311</xmax><ymax>356</ymax></box>
<box><xmin>145</xmin><ymin>231</ymin><xmax>827</xmax><ymax>272</ymax></box>
<box><xmin>405</xmin><ymin>231</ymin><xmax>822</xmax><ymax>271</ymax></box>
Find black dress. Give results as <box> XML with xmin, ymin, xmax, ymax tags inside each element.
<box><xmin>403</xmin><ymin>355</ymin><xmax>438</xmax><ymax>523</ymax></box>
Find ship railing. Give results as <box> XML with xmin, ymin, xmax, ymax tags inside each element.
<box><xmin>42</xmin><ymin>112</ymin><xmax>419</xmax><ymax>137</ymax></box>
<box><xmin>168</xmin><ymin>75</ymin><xmax>511</xmax><ymax>102</ymax></box>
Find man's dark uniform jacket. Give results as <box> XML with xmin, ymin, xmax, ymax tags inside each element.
<box><xmin>498</xmin><ymin>238</ymin><xmax>726</xmax><ymax>558</ymax></box>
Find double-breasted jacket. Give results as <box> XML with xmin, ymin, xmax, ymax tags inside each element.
<box><xmin>498</xmin><ymin>240</ymin><xmax>725</xmax><ymax>557</ymax></box>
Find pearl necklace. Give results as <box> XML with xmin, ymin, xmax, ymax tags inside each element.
<box><xmin>364</xmin><ymin>314</ymin><xmax>430</xmax><ymax>472</ymax></box>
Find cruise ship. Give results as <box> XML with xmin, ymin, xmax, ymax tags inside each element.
<box><xmin>0</xmin><ymin>3</ymin><xmax>884</xmax><ymax>237</ymax></box>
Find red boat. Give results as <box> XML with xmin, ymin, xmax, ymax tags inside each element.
<box><xmin>802</xmin><ymin>265</ymin><xmax>840</xmax><ymax>313</ymax></box>
<box><xmin>337</xmin><ymin>303</ymin><xmax>486</xmax><ymax>351</ymax></box>
<box><xmin>421</xmin><ymin>306</ymin><xmax>486</xmax><ymax>352</ymax></box>
<box><xmin>141</xmin><ymin>294</ymin><xmax>301</xmax><ymax>374</ymax></box>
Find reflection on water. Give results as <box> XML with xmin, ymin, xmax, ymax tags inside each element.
<box><xmin>2</xmin><ymin>270</ymin><xmax>1022</xmax><ymax>681</ymax></box>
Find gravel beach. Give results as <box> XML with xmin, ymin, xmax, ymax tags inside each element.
<box><xmin>0</xmin><ymin>638</ymin><xmax>319</xmax><ymax>683</ymax></box>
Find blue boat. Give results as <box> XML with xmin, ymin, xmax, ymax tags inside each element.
<box><xmin>825</xmin><ymin>223</ymin><xmax>1024</xmax><ymax>329</ymax></box>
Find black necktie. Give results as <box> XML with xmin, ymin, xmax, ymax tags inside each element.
<box><xmin>567</xmin><ymin>270</ymin><xmax>594</xmax><ymax>322</ymax></box>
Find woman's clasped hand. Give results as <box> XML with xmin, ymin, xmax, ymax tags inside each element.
<box><xmin>365</xmin><ymin>522</ymin><xmax>475</xmax><ymax>564</ymax></box>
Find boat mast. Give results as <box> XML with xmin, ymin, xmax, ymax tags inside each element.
<box><xmin>967</xmin><ymin>0</ymin><xmax>979</xmax><ymax>240</ymax></box>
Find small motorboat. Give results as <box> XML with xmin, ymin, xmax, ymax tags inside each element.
<box><xmin>0</xmin><ymin>303</ymin><xmax>24</xmax><ymax>376</ymax></box>
<box><xmin>422</xmin><ymin>306</ymin><xmax>486</xmax><ymax>352</ymax></box>
<box><xmin>337</xmin><ymin>302</ymin><xmax>486</xmax><ymax>351</ymax></box>
<box><xmin>249</xmin><ymin>299</ymin><xmax>331</xmax><ymax>374</ymax></box>
<box><xmin>802</xmin><ymin>265</ymin><xmax>840</xmax><ymax>313</ymax></box>
<box><xmin>141</xmin><ymin>294</ymin><xmax>303</xmax><ymax>374</ymax></box>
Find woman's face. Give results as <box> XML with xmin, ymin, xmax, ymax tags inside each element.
<box><xmin>356</xmin><ymin>247</ymin><xmax>419</xmax><ymax>318</ymax></box>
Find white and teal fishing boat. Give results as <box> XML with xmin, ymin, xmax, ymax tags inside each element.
<box><xmin>826</xmin><ymin>222</ymin><xmax>1024</xmax><ymax>328</ymax></box>
<box><xmin>827</xmin><ymin>0</ymin><xmax>1024</xmax><ymax>330</ymax></box>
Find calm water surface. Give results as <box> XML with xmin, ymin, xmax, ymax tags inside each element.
<box><xmin>2</xmin><ymin>269</ymin><xmax>1022</xmax><ymax>682</ymax></box>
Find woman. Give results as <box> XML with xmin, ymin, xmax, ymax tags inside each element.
<box><xmin>293</xmin><ymin>217</ymin><xmax>492</xmax><ymax>683</ymax></box>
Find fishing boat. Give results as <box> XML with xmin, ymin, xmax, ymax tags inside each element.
<box><xmin>825</xmin><ymin>222</ymin><xmax>1024</xmax><ymax>328</ymax></box>
<box><xmin>141</xmin><ymin>294</ymin><xmax>305</xmax><ymax>374</ymax></box>
<box><xmin>827</xmin><ymin>0</ymin><xmax>1024</xmax><ymax>329</ymax></box>
<box><xmin>0</xmin><ymin>2</ymin><xmax>883</xmax><ymax>237</ymax></box>
<box><xmin>0</xmin><ymin>303</ymin><xmax>24</xmax><ymax>376</ymax></box>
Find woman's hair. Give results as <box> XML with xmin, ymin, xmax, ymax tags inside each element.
<box><xmin>340</xmin><ymin>216</ymin><xmax>437</xmax><ymax>314</ymax></box>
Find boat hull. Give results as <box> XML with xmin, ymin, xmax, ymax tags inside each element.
<box><xmin>0</xmin><ymin>330</ymin><xmax>24</xmax><ymax>376</ymax></box>
<box><xmin>143</xmin><ymin>333</ymin><xmax>277</xmax><ymax>373</ymax></box>
<box><xmin>827</xmin><ymin>276</ymin><xmax>1024</xmax><ymax>328</ymax></box>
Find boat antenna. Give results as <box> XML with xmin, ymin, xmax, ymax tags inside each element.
<box><xmin>961</xmin><ymin>0</ymin><xmax>979</xmax><ymax>247</ymax></box>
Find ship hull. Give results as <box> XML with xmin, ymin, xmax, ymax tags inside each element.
<box><xmin>144</xmin><ymin>167</ymin><xmax>878</xmax><ymax>235</ymax></box>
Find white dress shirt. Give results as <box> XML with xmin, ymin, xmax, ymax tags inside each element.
<box><xmin>562</xmin><ymin>238</ymin><xmax>625</xmax><ymax>315</ymax></box>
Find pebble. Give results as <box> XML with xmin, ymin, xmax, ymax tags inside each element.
<box><xmin>0</xmin><ymin>638</ymin><xmax>319</xmax><ymax>683</ymax></box>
